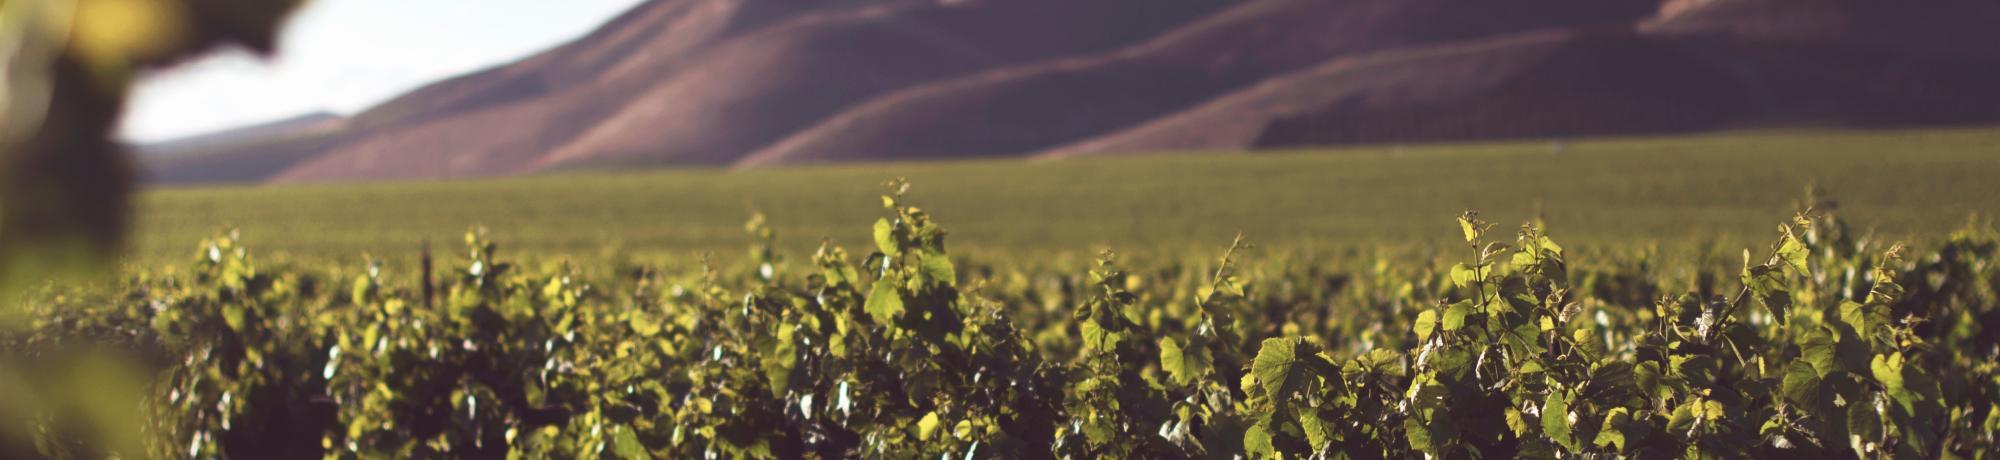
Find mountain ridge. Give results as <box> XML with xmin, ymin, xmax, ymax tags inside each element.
<box><xmin>143</xmin><ymin>0</ymin><xmax>2000</xmax><ymax>184</ymax></box>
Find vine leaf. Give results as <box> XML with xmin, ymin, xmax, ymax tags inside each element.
<box><xmin>1592</xmin><ymin>407</ymin><xmax>1633</xmax><ymax>451</ymax></box>
<box><xmin>1159</xmin><ymin>337</ymin><xmax>1211</xmax><ymax>386</ymax></box>
<box><xmin>1244</xmin><ymin>423</ymin><xmax>1276</xmax><ymax>458</ymax></box>
<box><xmin>917</xmin><ymin>249</ymin><xmax>955</xmax><ymax>285</ymax></box>
<box><xmin>1442</xmin><ymin>301</ymin><xmax>1473</xmax><ymax>332</ymax></box>
<box><xmin>864</xmin><ymin>277</ymin><xmax>903</xmax><ymax>323</ymax></box>
<box><xmin>1253</xmin><ymin>337</ymin><xmax>1299</xmax><ymax>397</ymax></box>
<box><xmin>1415</xmin><ymin>310</ymin><xmax>1439</xmax><ymax>341</ymax></box>
<box><xmin>1542</xmin><ymin>390</ymin><xmax>1576</xmax><ymax>451</ymax></box>
<box><xmin>1299</xmin><ymin>410</ymin><xmax>1334</xmax><ymax>452</ymax></box>
<box><xmin>1797</xmin><ymin>328</ymin><xmax>1840</xmax><ymax>377</ymax></box>
<box><xmin>1780</xmin><ymin>361</ymin><xmax>1820</xmax><ymax>407</ymax></box>
<box><xmin>917</xmin><ymin>412</ymin><xmax>942</xmax><ymax>441</ymax></box>
<box><xmin>873</xmin><ymin>218</ymin><xmax>900</xmax><ymax>256</ymax></box>
<box><xmin>1777</xmin><ymin>233</ymin><xmax>1809</xmax><ymax>275</ymax></box>
<box><xmin>1449</xmin><ymin>263</ymin><xmax>1478</xmax><ymax>288</ymax></box>
<box><xmin>612</xmin><ymin>425</ymin><xmax>647</xmax><ymax>459</ymax></box>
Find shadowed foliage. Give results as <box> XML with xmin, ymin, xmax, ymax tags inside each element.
<box><xmin>0</xmin><ymin>0</ymin><xmax>302</xmax><ymax>456</ymax></box>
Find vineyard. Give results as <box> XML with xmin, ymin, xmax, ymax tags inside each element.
<box><xmin>5</xmin><ymin>180</ymin><xmax>1999</xmax><ymax>459</ymax></box>
<box><xmin>131</xmin><ymin>127</ymin><xmax>2000</xmax><ymax>265</ymax></box>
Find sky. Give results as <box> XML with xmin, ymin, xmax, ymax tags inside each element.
<box><xmin>117</xmin><ymin>0</ymin><xmax>649</xmax><ymax>143</ymax></box>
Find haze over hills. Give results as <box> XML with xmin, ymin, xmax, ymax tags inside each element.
<box><xmin>138</xmin><ymin>112</ymin><xmax>345</xmax><ymax>156</ymax></box>
<box><xmin>141</xmin><ymin>0</ymin><xmax>2000</xmax><ymax>184</ymax></box>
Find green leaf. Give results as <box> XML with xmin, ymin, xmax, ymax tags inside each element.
<box><xmin>1985</xmin><ymin>404</ymin><xmax>2000</xmax><ymax>433</ymax></box>
<box><xmin>1401</xmin><ymin>415</ymin><xmax>1434</xmax><ymax>454</ymax></box>
<box><xmin>1511</xmin><ymin>251</ymin><xmax>1540</xmax><ymax>272</ymax></box>
<box><xmin>1847</xmin><ymin>395</ymin><xmax>1882</xmax><ymax>457</ymax></box>
<box><xmin>917</xmin><ymin>412</ymin><xmax>941</xmax><ymax>441</ymax></box>
<box><xmin>612</xmin><ymin>425</ymin><xmax>647</xmax><ymax>459</ymax></box>
<box><xmin>1449</xmin><ymin>263</ymin><xmax>1479</xmax><ymax>288</ymax></box>
<box><xmin>1517</xmin><ymin>359</ymin><xmax>1545</xmax><ymax>375</ymax></box>
<box><xmin>1633</xmin><ymin>361</ymin><xmax>1663</xmax><ymax>400</ymax></box>
<box><xmin>1414</xmin><ymin>310</ymin><xmax>1439</xmax><ymax>341</ymax></box>
<box><xmin>1252</xmin><ymin>337</ymin><xmax>1298</xmax><ymax>397</ymax></box>
<box><xmin>1299</xmin><ymin>410</ymin><xmax>1334</xmax><ymax>452</ymax></box>
<box><xmin>1743</xmin><ymin>264</ymin><xmax>1791</xmax><ymax>323</ymax></box>
<box><xmin>1582</xmin><ymin>362</ymin><xmax>1636</xmax><ymax>404</ymax></box>
<box><xmin>1442</xmin><ymin>301</ymin><xmax>1474</xmax><ymax>332</ymax></box>
<box><xmin>765</xmin><ymin>324</ymin><xmax>798</xmax><ymax>395</ymax></box>
<box><xmin>1543</xmin><ymin>390</ymin><xmax>1576</xmax><ymax>451</ymax></box>
<box><xmin>350</xmin><ymin>275</ymin><xmax>373</xmax><ymax>303</ymax></box>
<box><xmin>222</xmin><ymin>304</ymin><xmax>246</xmax><ymax>332</ymax></box>
<box><xmin>1777</xmin><ymin>233</ymin><xmax>1809</xmax><ymax>275</ymax></box>
<box><xmin>1505</xmin><ymin>408</ymin><xmax>1531</xmax><ymax>436</ymax></box>
<box><xmin>1214</xmin><ymin>275</ymin><xmax>1247</xmax><ymax>299</ymax></box>
<box><xmin>628</xmin><ymin>311</ymin><xmax>661</xmax><ymax>337</ymax></box>
<box><xmin>1245</xmin><ymin>423</ymin><xmax>1276</xmax><ymax>459</ymax></box>
<box><xmin>873</xmin><ymin>218</ymin><xmax>899</xmax><ymax>256</ymax></box>
<box><xmin>1780</xmin><ymin>361</ymin><xmax>1821</xmax><ymax>407</ymax></box>
<box><xmin>1870</xmin><ymin>353</ymin><xmax>1918</xmax><ymax>414</ymax></box>
<box><xmin>1797</xmin><ymin>328</ymin><xmax>1839</xmax><ymax>377</ymax></box>
<box><xmin>1671</xmin><ymin>355</ymin><xmax>1719</xmax><ymax>388</ymax></box>
<box><xmin>917</xmin><ymin>249</ymin><xmax>955</xmax><ymax>286</ymax></box>
<box><xmin>1080</xmin><ymin>319</ymin><xmax>1122</xmax><ymax>352</ymax></box>
<box><xmin>1403</xmin><ymin>376</ymin><xmax>1455</xmax><ymax>453</ymax></box>
<box><xmin>1667</xmin><ymin>401</ymin><xmax>1697</xmax><ymax>435</ymax></box>
<box><xmin>1343</xmin><ymin>349</ymin><xmax>1401</xmax><ymax>384</ymax></box>
<box><xmin>1593</xmin><ymin>408</ymin><xmax>1631</xmax><ymax>451</ymax></box>
<box><xmin>864</xmin><ymin>277</ymin><xmax>904</xmax><ymax>323</ymax></box>
<box><xmin>1159</xmin><ymin>337</ymin><xmax>1211</xmax><ymax>386</ymax></box>
<box><xmin>1839</xmin><ymin>300</ymin><xmax>1889</xmax><ymax>346</ymax></box>
<box><xmin>953</xmin><ymin>419</ymin><xmax>974</xmax><ymax>440</ymax></box>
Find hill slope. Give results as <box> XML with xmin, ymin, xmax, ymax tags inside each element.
<box><xmin>737</xmin><ymin>0</ymin><xmax>1659</xmax><ymax>165</ymax></box>
<box><xmin>1044</xmin><ymin>0</ymin><xmax>2000</xmax><ymax>156</ymax></box>
<box><xmin>149</xmin><ymin>0</ymin><xmax>2000</xmax><ymax>183</ymax></box>
<box><xmin>268</xmin><ymin>0</ymin><xmax>1222</xmax><ymax>182</ymax></box>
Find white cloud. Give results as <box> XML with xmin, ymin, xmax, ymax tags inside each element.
<box><xmin>118</xmin><ymin>0</ymin><xmax>648</xmax><ymax>143</ymax></box>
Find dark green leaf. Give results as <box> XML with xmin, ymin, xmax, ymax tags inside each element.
<box><xmin>1543</xmin><ymin>390</ymin><xmax>1575</xmax><ymax>451</ymax></box>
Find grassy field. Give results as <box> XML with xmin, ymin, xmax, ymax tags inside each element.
<box><xmin>133</xmin><ymin>126</ymin><xmax>2000</xmax><ymax>267</ymax></box>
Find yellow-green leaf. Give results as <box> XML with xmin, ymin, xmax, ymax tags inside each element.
<box><xmin>873</xmin><ymin>218</ymin><xmax>899</xmax><ymax>256</ymax></box>
<box><xmin>917</xmin><ymin>412</ymin><xmax>941</xmax><ymax>441</ymax></box>
<box><xmin>864</xmin><ymin>278</ymin><xmax>904</xmax><ymax>323</ymax></box>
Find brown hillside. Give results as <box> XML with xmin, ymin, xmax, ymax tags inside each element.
<box><xmin>270</xmin><ymin>0</ymin><xmax>1221</xmax><ymax>182</ymax></box>
<box><xmin>1647</xmin><ymin>0</ymin><xmax>2000</xmax><ymax>59</ymax></box>
<box><xmin>150</xmin><ymin>0</ymin><xmax>2000</xmax><ymax>183</ymax></box>
<box><xmin>153</xmin><ymin>0</ymin><xmax>801</xmax><ymax>183</ymax></box>
<box><xmin>1032</xmin><ymin>30</ymin><xmax>1728</xmax><ymax>156</ymax></box>
<box><xmin>1042</xmin><ymin>0</ymin><xmax>2000</xmax><ymax>156</ymax></box>
<box><xmin>736</xmin><ymin>0</ymin><xmax>1661</xmax><ymax>166</ymax></box>
<box><xmin>268</xmin><ymin>0</ymin><xmax>852</xmax><ymax>182</ymax></box>
<box><xmin>527</xmin><ymin>0</ymin><xmax>1226</xmax><ymax>169</ymax></box>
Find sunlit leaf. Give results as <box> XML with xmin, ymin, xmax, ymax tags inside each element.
<box><xmin>1159</xmin><ymin>336</ymin><xmax>1211</xmax><ymax>386</ymax></box>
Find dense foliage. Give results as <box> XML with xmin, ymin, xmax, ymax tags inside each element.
<box><xmin>5</xmin><ymin>182</ymin><xmax>1999</xmax><ymax>459</ymax></box>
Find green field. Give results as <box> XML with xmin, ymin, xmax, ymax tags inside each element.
<box><xmin>135</xmin><ymin>126</ymin><xmax>2000</xmax><ymax>266</ymax></box>
<box><xmin>20</xmin><ymin>126</ymin><xmax>2000</xmax><ymax>458</ymax></box>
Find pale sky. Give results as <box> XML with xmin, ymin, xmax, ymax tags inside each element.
<box><xmin>118</xmin><ymin>0</ymin><xmax>649</xmax><ymax>143</ymax></box>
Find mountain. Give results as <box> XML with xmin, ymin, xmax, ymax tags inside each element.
<box><xmin>137</xmin><ymin>112</ymin><xmax>346</xmax><ymax>184</ymax></box>
<box><xmin>264</xmin><ymin>0</ymin><xmax>1224</xmax><ymax>182</ymax></box>
<box><xmin>736</xmin><ymin>0</ymin><xmax>1662</xmax><ymax>165</ymax></box>
<box><xmin>154</xmin><ymin>0</ymin><xmax>2000</xmax><ymax>183</ymax></box>
<box><xmin>1044</xmin><ymin>0</ymin><xmax>2000</xmax><ymax>156</ymax></box>
<box><xmin>138</xmin><ymin>112</ymin><xmax>343</xmax><ymax>156</ymax></box>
